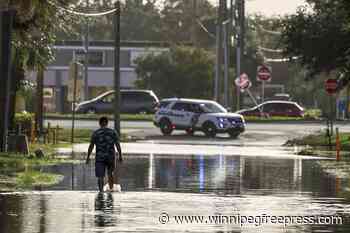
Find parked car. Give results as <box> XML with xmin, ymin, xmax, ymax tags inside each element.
<box><xmin>265</xmin><ymin>93</ymin><xmax>292</xmax><ymax>101</ymax></box>
<box><xmin>153</xmin><ymin>98</ymin><xmax>246</xmax><ymax>138</ymax></box>
<box><xmin>75</xmin><ymin>90</ymin><xmax>159</xmax><ymax>114</ymax></box>
<box><xmin>236</xmin><ymin>100</ymin><xmax>304</xmax><ymax>117</ymax></box>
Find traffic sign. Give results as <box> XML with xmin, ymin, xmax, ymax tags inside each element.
<box><xmin>325</xmin><ymin>78</ymin><xmax>338</xmax><ymax>95</ymax></box>
<box><xmin>257</xmin><ymin>65</ymin><xmax>272</xmax><ymax>82</ymax></box>
<box><xmin>235</xmin><ymin>73</ymin><xmax>251</xmax><ymax>90</ymax></box>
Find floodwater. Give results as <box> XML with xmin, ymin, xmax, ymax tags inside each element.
<box><xmin>0</xmin><ymin>155</ymin><xmax>350</xmax><ymax>233</ymax></box>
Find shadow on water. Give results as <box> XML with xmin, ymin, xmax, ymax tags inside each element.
<box><xmin>0</xmin><ymin>154</ymin><xmax>350</xmax><ymax>233</ymax></box>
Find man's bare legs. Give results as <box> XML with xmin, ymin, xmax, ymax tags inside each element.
<box><xmin>98</xmin><ymin>177</ymin><xmax>104</xmax><ymax>192</ymax></box>
<box><xmin>107</xmin><ymin>170</ymin><xmax>114</xmax><ymax>190</ymax></box>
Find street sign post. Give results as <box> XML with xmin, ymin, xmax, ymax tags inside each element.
<box><xmin>235</xmin><ymin>73</ymin><xmax>251</xmax><ymax>90</ymax></box>
<box><xmin>235</xmin><ymin>73</ymin><xmax>259</xmax><ymax>108</ymax></box>
<box><xmin>257</xmin><ymin>65</ymin><xmax>272</xmax><ymax>103</ymax></box>
<box><xmin>257</xmin><ymin>65</ymin><xmax>272</xmax><ymax>82</ymax></box>
<box><xmin>324</xmin><ymin>78</ymin><xmax>338</xmax><ymax>146</ymax></box>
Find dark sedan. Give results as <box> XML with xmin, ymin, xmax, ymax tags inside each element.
<box><xmin>75</xmin><ymin>90</ymin><xmax>159</xmax><ymax>114</ymax></box>
<box><xmin>236</xmin><ymin>101</ymin><xmax>304</xmax><ymax>117</ymax></box>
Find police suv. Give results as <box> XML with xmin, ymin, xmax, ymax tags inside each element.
<box><xmin>153</xmin><ymin>98</ymin><xmax>245</xmax><ymax>138</ymax></box>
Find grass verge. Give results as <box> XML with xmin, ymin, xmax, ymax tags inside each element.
<box><xmin>285</xmin><ymin>130</ymin><xmax>350</xmax><ymax>151</ymax></box>
<box><xmin>45</xmin><ymin>113</ymin><xmax>154</xmax><ymax>121</ymax></box>
<box><xmin>28</xmin><ymin>128</ymin><xmax>132</xmax><ymax>158</ymax></box>
<box><xmin>0</xmin><ymin>153</ymin><xmax>75</xmax><ymax>191</ymax></box>
<box><xmin>45</xmin><ymin>112</ymin><xmax>321</xmax><ymax>122</ymax></box>
<box><xmin>16</xmin><ymin>170</ymin><xmax>64</xmax><ymax>188</ymax></box>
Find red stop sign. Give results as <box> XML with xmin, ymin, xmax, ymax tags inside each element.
<box><xmin>257</xmin><ymin>65</ymin><xmax>271</xmax><ymax>81</ymax></box>
<box><xmin>325</xmin><ymin>79</ymin><xmax>338</xmax><ymax>95</ymax></box>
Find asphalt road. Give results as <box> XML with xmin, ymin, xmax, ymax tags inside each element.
<box><xmin>44</xmin><ymin>118</ymin><xmax>350</xmax><ymax>136</ymax></box>
<box><xmin>46</xmin><ymin>118</ymin><xmax>350</xmax><ymax>154</ymax></box>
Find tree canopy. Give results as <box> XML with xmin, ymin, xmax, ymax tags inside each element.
<box><xmin>1</xmin><ymin>0</ymin><xmax>78</xmax><ymax>70</ymax></box>
<box><xmin>281</xmin><ymin>0</ymin><xmax>350</xmax><ymax>76</ymax></box>
<box><xmin>135</xmin><ymin>46</ymin><xmax>214</xmax><ymax>99</ymax></box>
<box><xmin>58</xmin><ymin>0</ymin><xmax>217</xmax><ymax>47</ymax></box>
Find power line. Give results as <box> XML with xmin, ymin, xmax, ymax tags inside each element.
<box><xmin>49</xmin><ymin>1</ymin><xmax>118</xmax><ymax>17</ymax></box>
<box><xmin>258</xmin><ymin>46</ymin><xmax>283</xmax><ymax>53</ymax></box>
<box><xmin>196</xmin><ymin>19</ymin><xmax>216</xmax><ymax>39</ymax></box>
<box><xmin>257</xmin><ymin>25</ymin><xmax>282</xmax><ymax>35</ymax></box>
<box><xmin>264</xmin><ymin>57</ymin><xmax>299</xmax><ymax>62</ymax></box>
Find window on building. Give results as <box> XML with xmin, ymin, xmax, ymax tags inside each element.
<box><xmin>74</xmin><ymin>50</ymin><xmax>105</xmax><ymax>66</ymax></box>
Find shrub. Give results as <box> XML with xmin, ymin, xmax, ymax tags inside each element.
<box><xmin>13</xmin><ymin>112</ymin><xmax>35</xmax><ymax>137</ymax></box>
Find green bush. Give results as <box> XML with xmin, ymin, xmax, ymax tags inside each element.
<box><xmin>304</xmin><ymin>109</ymin><xmax>322</xmax><ymax>119</ymax></box>
<box><xmin>18</xmin><ymin>80</ymin><xmax>36</xmax><ymax>113</ymax></box>
<box><xmin>13</xmin><ymin>112</ymin><xmax>35</xmax><ymax>137</ymax></box>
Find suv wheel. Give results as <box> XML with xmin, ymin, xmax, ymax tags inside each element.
<box><xmin>203</xmin><ymin>122</ymin><xmax>217</xmax><ymax>138</ymax></box>
<box><xmin>228</xmin><ymin>130</ymin><xmax>240</xmax><ymax>139</ymax></box>
<box><xmin>159</xmin><ymin>118</ymin><xmax>173</xmax><ymax>135</ymax></box>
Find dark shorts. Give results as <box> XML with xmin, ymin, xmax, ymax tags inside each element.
<box><xmin>95</xmin><ymin>157</ymin><xmax>115</xmax><ymax>178</ymax></box>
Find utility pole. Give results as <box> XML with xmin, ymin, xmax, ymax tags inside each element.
<box><xmin>235</xmin><ymin>0</ymin><xmax>245</xmax><ymax>111</ymax></box>
<box><xmin>215</xmin><ymin>24</ymin><xmax>220</xmax><ymax>102</ymax></box>
<box><xmin>84</xmin><ymin>0</ymin><xmax>89</xmax><ymax>100</ymax></box>
<box><xmin>0</xmin><ymin>10</ymin><xmax>15</xmax><ymax>152</ymax></box>
<box><xmin>191</xmin><ymin>0</ymin><xmax>198</xmax><ymax>46</ymax></box>
<box><xmin>114</xmin><ymin>1</ymin><xmax>121</xmax><ymax>135</ymax></box>
<box><xmin>223</xmin><ymin>20</ymin><xmax>229</xmax><ymax>107</ymax></box>
<box><xmin>215</xmin><ymin>0</ymin><xmax>225</xmax><ymax>103</ymax></box>
<box><xmin>229</xmin><ymin>0</ymin><xmax>234</xmax><ymax>108</ymax></box>
<box><xmin>36</xmin><ymin>68</ymin><xmax>44</xmax><ymax>134</ymax></box>
<box><xmin>240</xmin><ymin>0</ymin><xmax>245</xmax><ymax>53</ymax></box>
<box><xmin>71</xmin><ymin>62</ymin><xmax>78</xmax><ymax>144</ymax></box>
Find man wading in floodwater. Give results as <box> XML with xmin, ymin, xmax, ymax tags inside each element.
<box><xmin>86</xmin><ymin>117</ymin><xmax>123</xmax><ymax>192</ymax></box>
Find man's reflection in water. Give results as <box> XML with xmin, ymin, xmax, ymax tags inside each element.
<box><xmin>94</xmin><ymin>193</ymin><xmax>120</xmax><ymax>227</ymax></box>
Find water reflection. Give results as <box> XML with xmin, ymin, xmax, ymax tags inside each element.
<box><xmin>94</xmin><ymin>192</ymin><xmax>119</xmax><ymax>227</ymax></box>
<box><xmin>0</xmin><ymin>191</ymin><xmax>349</xmax><ymax>233</ymax></box>
<box><xmin>1</xmin><ymin>155</ymin><xmax>350</xmax><ymax>233</ymax></box>
<box><xmin>46</xmin><ymin>155</ymin><xmax>306</xmax><ymax>195</ymax></box>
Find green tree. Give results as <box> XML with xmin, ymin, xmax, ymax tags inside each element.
<box><xmin>160</xmin><ymin>0</ymin><xmax>216</xmax><ymax>47</ymax></box>
<box><xmin>3</xmin><ymin>0</ymin><xmax>78</xmax><ymax>70</ymax></box>
<box><xmin>0</xmin><ymin>0</ymin><xmax>78</xmax><ymax>122</ymax></box>
<box><xmin>68</xmin><ymin>0</ymin><xmax>217</xmax><ymax>44</ymax></box>
<box><xmin>120</xmin><ymin>0</ymin><xmax>163</xmax><ymax>41</ymax></box>
<box><xmin>135</xmin><ymin>46</ymin><xmax>215</xmax><ymax>99</ymax></box>
<box><xmin>280</xmin><ymin>0</ymin><xmax>350</xmax><ymax>76</ymax></box>
<box><xmin>59</xmin><ymin>0</ymin><xmax>164</xmax><ymax>41</ymax></box>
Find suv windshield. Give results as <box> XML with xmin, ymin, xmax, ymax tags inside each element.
<box><xmin>200</xmin><ymin>102</ymin><xmax>227</xmax><ymax>113</ymax></box>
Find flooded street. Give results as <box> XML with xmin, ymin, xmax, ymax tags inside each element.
<box><xmin>1</xmin><ymin>154</ymin><xmax>350</xmax><ymax>233</ymax></box>
<box><xmin>1</xmin><ymin>122</ymin><xmax>350</xmax><ymax>233</ymax></box>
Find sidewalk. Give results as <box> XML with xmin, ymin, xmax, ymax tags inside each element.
<box><xmin>56</xmin><ymin>142</ymin><xmax>324</xmax><ymax>159</ymax></box>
